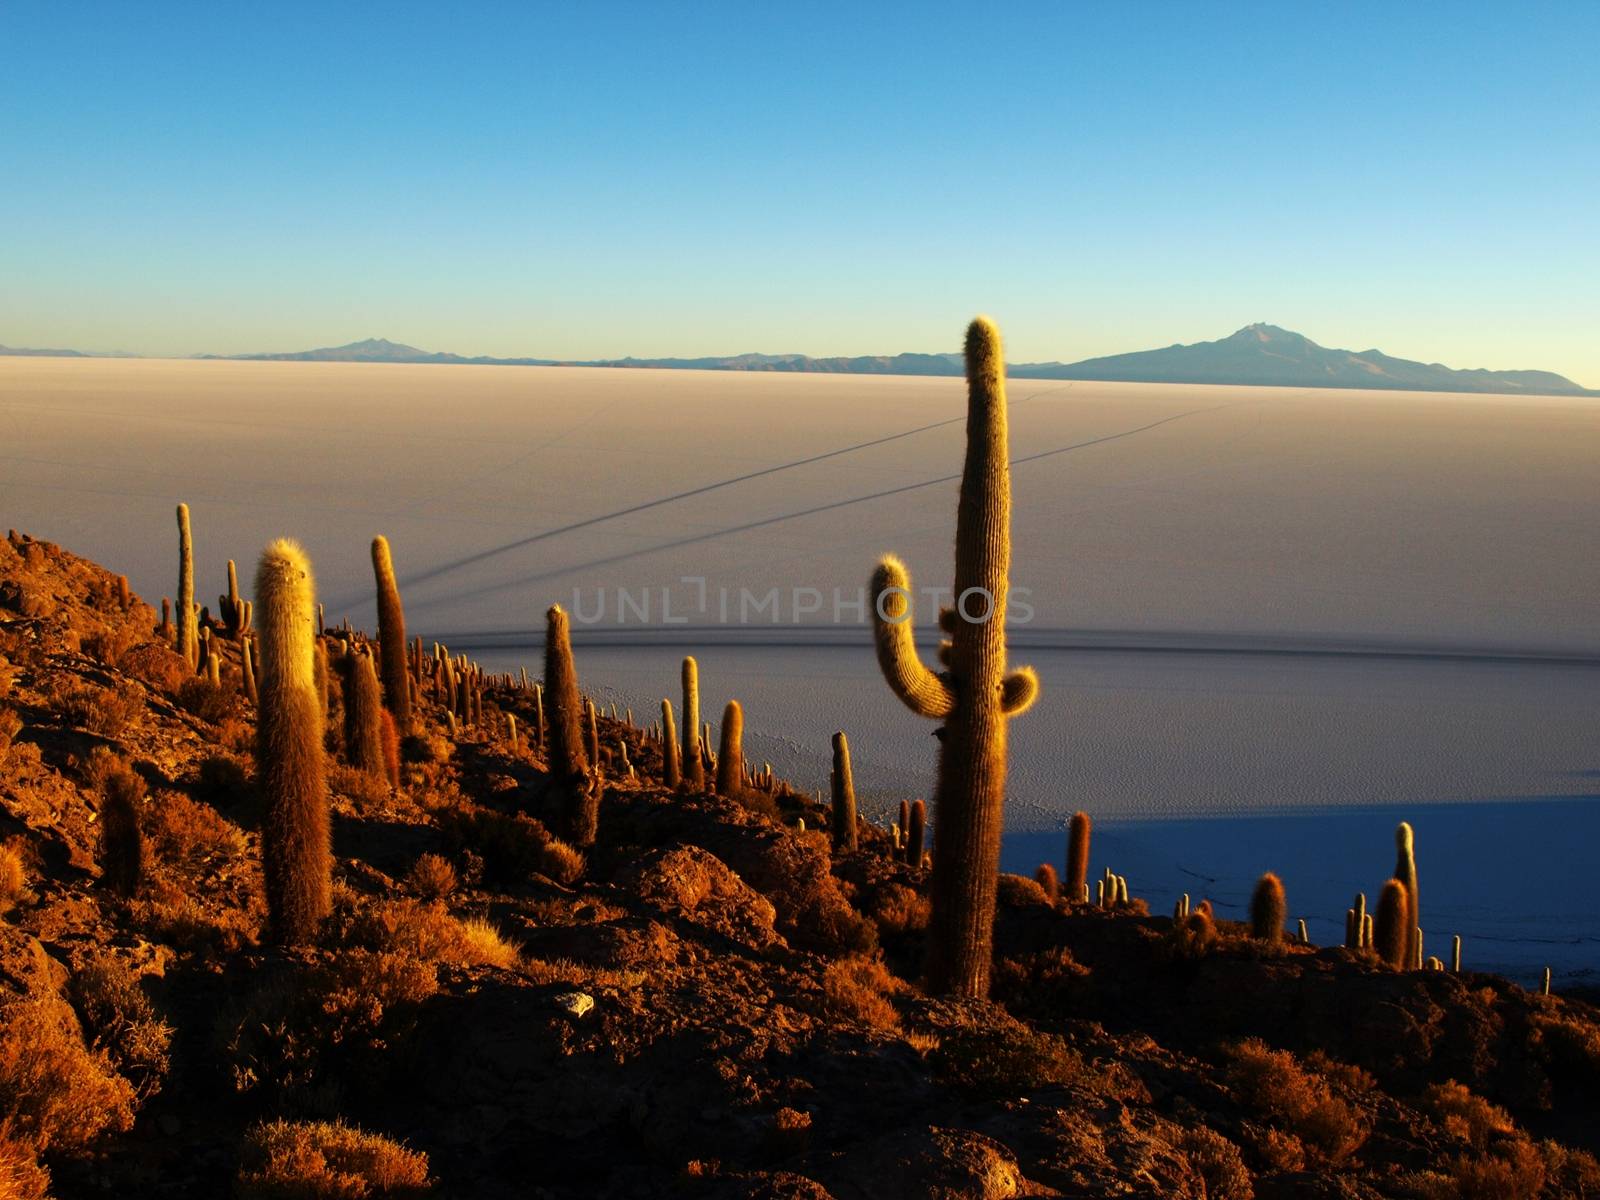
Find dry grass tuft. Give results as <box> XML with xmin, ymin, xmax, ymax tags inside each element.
<box><xmin>68</xmin><ymin>956</ymin><xmax>173</xmax><ymax>1100</ymax></box>
<box><xmin>0</xmin><ymin>843</ymin><xmax>24</xmax><ymax>908</ymax></box>
<box><xmin>820</xmin><ymin>957</ymin><xmax>902</xmax><ymax>1033</ymax></box>
<box><xmin>148</xmin><ymin>790</ymin><xmax>247</xmax><ymax>867</ymax></box>
<box><xmin>404</xmin><ymin>854</ymin><xmax>456</xmax><ymax>900</ymax></box>
<box><xmin>350</xmin><ymin>899</ymin><xmax>519</xmax><ymax>969</ymax></box>
<box><xmin>536</xmin><ymin>838</ymin><xmax>585</xmax><ymax>885</ymax></box>
<box><xmin>0</xmin><ymin>996</ymin><xmax>136</xmax><ymax>1152</ymax></box>
<box><xmin>237</xmin><ymin>1117</ymin><xmax>432</xmax><ymax>1199</ymax></box>
<box><xmin>0</xmin><ymin>1128</ymin><xmax>51</xmax><ymax>1200</ymax></box>
<box><xmin>870</xmin><ymin>883</ymin><xmax>930</xmax><ymax>936</ymax></box>
<box><xmin>1225</xmin><ymin>1038</ymin><xmax>1369</xmax><ymax>1165</ymax></box>
<box><xmin>1173</xmin><ymin>1125</ymin><xmax>1254</xmax><ymax>1200</ymax></box>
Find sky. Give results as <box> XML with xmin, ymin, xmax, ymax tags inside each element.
<box><xmin>3</xmin><ymin>2</ymin><xmax>1598</xmax><ymax>382</ymax></box>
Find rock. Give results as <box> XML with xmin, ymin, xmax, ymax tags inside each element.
<box><xmin>824</xmin><ymin>1126</ymin><xmax>1023</xmax><ymax>1200</ymax></box>
<box><xmin>620</xmin><ymin>845</ymin><xmax>784</xmax><ymax>952</ymax></box>
<box><xmin>554</xmin><ymin>990</ymin><xmax>594</xmax><ymax>1019</ymax></box>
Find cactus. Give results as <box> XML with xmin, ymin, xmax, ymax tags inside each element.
<box><xmin>220</xmin><ymin>558</ymin><xmax>251</xmax><ymax>639</ymax></box>
<box><xmin>1250</xmin><ymin>873</ymin><xmax>1286</xmax><ymax>943</ymax></box>
<box><xmin>98</xmin><ymin>765</ymin><xmax>146</xmax><ymax>896</ymax></box>
<box><xmin>1452</xmin><ymin>934</ymin><xmax>1462</xmax><ymax>973</ymax></box>
<box><xmin>116</xmin><ymin>574</ymin><xmax>130</xmax><ymax>612</ymax></box>
<box><xmin>829</xmin><ymin>731</ymin><xmax>857</xmax><ymax>852</ymax></box>
<box><xmin>906</xmin><ymin>799</ymin><xmax>927</xmax><ymax>867</ymax></box>
<box><xmin>1542</xmin><ymin>967</ymin><xmax>1551</xmax><ymax>995</ymax></box>
<box><xmin>241</xmin><ymin>634</ymin><xmax>257</xmax><ymax>704</ymax></box>
<box><xmin>1373</xmin><ymin>879</ymin><xmax>1409</xmax><ymax>969</ymax></box>
<box><xmin>1297</xmin><ymin>918</ymin><xmax>1309</xmax><ymax>944</ymax></box>
<box><xmin>585</xmin><ymin>699</ymin><xmax>600</xmax><ymax>765</ymax></box>
<box><xmin>160</xmin><ymin>596</ymin><xmax>172</xmax><ymax>640</ymax></box>
<box><xmin>1065</xmin><ymin>810</ymin><xmax>1091</xmax><ymax>910</ymax></box>
<box><xmin>681</xmin><ymin>657</ymin><xmax>703</xmax><ymax>790</ymax></box>
<box><xmin>1394</xmin><ymin>821</ymin><xmax>1420</xmax><ymax>970</ymax></box>
<box><xmin>715</xmin><ymin>700</ymin><xmax>744</xmax><ymax>797</ymax></box>
<box><xmin>1350</xmin><ymin>892</ymin><xmax>1367</xmax><ymax>949</ymax></box>
<box><xmin>544</xmin><ymin>605</ymin><xmax>598</xmax><ymax>847</ymax></box>
<box><xmin>1362</xmin><ymin>912</ymin><xmax>1373</xmax><ymax>948</ymax></box>
<box><xmin>343</xmin><ymin>650</ymin><xmax>387</xmax><ymax>780</ymax></box>
<box><xmin>370</xmin><ymin>536</ymin><xmax>412</xmax><ymax>733</ymax></box>
<box><xmin>1034</xmin><ymin>863</ymin><xmax>1059</xmax><ymax>903</ymax></box>
<box><xmin>660</xmin><ymin>699</ymin><xmax>681</xmax><ymax>787</ymax></box>
<box><xmin>175</xmin><ymin>503</ymin><xmax>197</xmax><ymax>667</ymax></box>
<box><xmin>897</xmin><ymin>800</ymin><xmax>911</xmax><ymax>849</ymax></box>
<box><xmin>255</xmin><ymin>539</ymin><xmax>332</xmax><ymax>945</ymax></box>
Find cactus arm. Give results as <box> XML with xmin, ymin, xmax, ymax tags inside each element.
<box><xmin>999</xmin><ymin>666</ymin><xmax>1039</xmax><ymax>716</ymax></box>
<box><xmin>870</xmin><ymin>556</ymin><xmax>954</xmax><ymax>719</ymax></box>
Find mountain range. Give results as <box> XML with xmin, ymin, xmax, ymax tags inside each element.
<box><xmin>5</xmin><ymin>327</ymin><xmax>1593</xmax><ymax>396</ymax></box>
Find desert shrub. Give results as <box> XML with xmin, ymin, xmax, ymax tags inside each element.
<box><xmin>0</xmin><ymin>708</ymin><xmax>22</xmax><ymax>759</ymax></box>
<box><xmin>77</xmin><ymin>744</ymin><xmax>122</xmax><ymax>794</ymax></box>
<box><xmin>1162</xmin><ymin>910</ymin><xmax>1218</xmax><ymax>962</ymax></box>
<box><xmin>82</xmin><ymin>625</ymin><xmax>138</xmax><ymax>669</ymax></box>
<box><xmin>1304</xmin><ymin>1050</ymin><xmax>1376</xmax><ymax>1096</ymax></box>
<box><xmin>1424</xmin><ymin>1080</ymin><xmax>1515</xmax><ymax>1150</ymax></box>
<box><xmin>0</xmin><ymin>1127</ymin><xmax>51</xmax><ymax>1200</ymax></box>
<box><xmin>992</xmin><ymin>946</ymin><xmax>1090</xmax><ymax>1012</ymax></box>
<box><xmin>62</xmin><ymin>680</ymin><xmax>142</xmax><ymax>737</ymax></box>
<box><xmin>118</xmin><ymin>642</ymin><xmax>190</xmax><ymax>693</ymax></box>
<box><xmin>0</xmin><ymin>844</ymin><xmax>23</xmax><ymax>908</ymax></box>
<box><xmin>175</xmin><ymin>677</ymin><xmax>232</xmax><ymax>724</ymax></box>
<box><xmin>237</xmin><ymin>1118</ymin><xmax>431</xmax><ymax>1199</ymax></box>
<box><xmin>346</xmin><ymin>899</ymin><xmax>518</xmax><ymax>969</ymax></box>
<box><xmin>931</xmin><ymin>1024</ymin><xmax>1087</xmax><ymax>1097</ymax></box>
<box><xmin>68</xmin><ymin>956</ymin><xmax>173</xmax><ymax>1100</ymax></box>
<box><xmin>0</xmin><ymin>996</ymin><xmax>136</xmax><ymax>1151</ymax></box>
<box><xmin>1438</xmin><ymin>1138</ymin><xmax>1546</xmax><ymax>1200</ymax></box>
<box><xmin>330</xmin><ymin>764</ymin><xmax>391</xmax><ymax>813</ymax></box>
<box><xmin>404</xmin><ymin>854</ymin><xmax>456</xmax><ymax>900</ymax></box>
<box><xmin>195</xmin><ymin>753</ymin><xmax>251</xmax><ymax>803</ymax></box>
<box><xmin>1540</xmin><ymin>1140</ymin><xmax>1600</xmax><ymax>1195</ymax></box>
<box><xmin>436</xmin><ymin>807</ymin><xmax>551</xmax><ymax>883</ymax></box>
<box><xmin>996</xmin><ymin>873</ymin><xmax>1051</xmax><ymax>907</ymax></box>
<box><xmin>1225</xmin><ymin>1038</ymin><xmax>1369</xmax><ymax>1164</ymax></box>
<box><xmin>870</xmin><ymin>883</ymin><xmax>930</xmax><ymax>936</ymax></box>
<box><xmin>148</xmin><ymin>790</ymin><xmax>247</xmax><ymax>867</ymax></box>
<box><xmin>1174</xmin><ymin>1125</ymin><xmax>1254</xmax><ymax>1200</ymax></box>
<box><xmin>537</xmin><ymin>838</ymin><xmax>585</xmax><ymax>885</ymax></box>
<box><xmin>1241</xmin><ymin>1123</ymin><xmax>1306</xmax><ymax>1172</ymax></box>
<box><xmin>99</xmin><ymin>765</ymin><xmax>147</xmax><ymax>896</ymax></box>
<box><xmin>133</xmin><ymin>878</ymin><xmax>262</xmax><ymax>955</ymax></box>
<box><xmin>819</xmin><ymin>957</ymin><xmax>902</xmax><ymax>1032</ymax></box>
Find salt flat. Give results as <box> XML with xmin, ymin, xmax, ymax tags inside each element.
<box><xmin>3</xmin><ymin>356</ymin><xmax>1597</xmax><ymax>975</ymax></box>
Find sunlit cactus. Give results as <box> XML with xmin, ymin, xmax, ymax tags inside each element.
<box><xmin>660</xmin><ymin>699</ymin><xmax>681</xmax><ymax>787</ymax></box>
<box><xmin>544</xmin><ymin>605</ymin><xmax>598</xmax><ymax>846</ymax></box>
<box><xmin>370</xmin><ymin>536</ymin><xmax>412</xmax><ymax>733</ymax></box>
<box><xmin>1034</xmin><ymin>863</ymin><xmax>1059</xmax><ymax>903</ymax></box>
<box><xmin>343</xmin><ymin>649</ymin><xmax>387</xmax><ymax>781</ymax></box>
<box><xmin>905</xmin><ymin>798</ymin><xmax>926</xmax><ymax>868</ymax></box>
<box><xmin>681</xmin><ymin>657</ymin><xmax>703</xmax><ymax>790</ymax></box>
<box><xmin>830</xmin><ymin>731</ymin><xmax>857</xmax><ymax>852</ymax></box>
<box><xmin>1250</xmin><ymin>872</ymin><xmax>1286</xmax><ymax>944</ymax></box>
<box><xmin>1066</xmin><ymin>810</ymin><xmax>1091</xmax><ymax>907</ymax></box>
<box><xmin>1394</xmin><ymin>821</ymin><xmax>1420</xmax><ymax>970</ymax></box>
<box><xmin>715</xmin><ymin>700</ymin><xmax>744</xmax><ymax>798</ymax></box>
<box><xmin>176</xmin><ymin>503</ymin><xmax>197</xmax><ymax>667</ymax></box>
<box><xmin>255</xmin><ymin>538</ymin><xmax>331</xmax><ymax>944</ymax></box>
<box><xmin>1374</xmin><ymin>879</ymin><xmax>1409</xmax><ymax>969</ymax></box>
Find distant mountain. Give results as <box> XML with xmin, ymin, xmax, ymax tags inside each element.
<box><xmin>583</xmin><ymin>351</ymin><xmax>965</xmax><ymax>376</ymax></box>
<box><xmin>213</xmin><ymin>337</ymin><xmax>556</xmax><ymax>366</ymax></box>
<box><xmin>1006</xmin><ymin>324</ymin><xmax>1593</xmax><ymax>395</ymax></box>
<box><xmin>0</xmin><ymin>343</ymin><xmax>86</xmax><ymax>357</ymax></box>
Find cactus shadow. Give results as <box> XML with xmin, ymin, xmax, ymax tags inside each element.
<box><xmin>331</xmin><ymin>812</ymin><xmax>444</xmax><ymax>879</ymax></box>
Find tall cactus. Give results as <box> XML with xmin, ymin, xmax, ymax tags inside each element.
<box><xmin>867</xmin><ymin>317</ymin><xmax>1039</xmax><ymax>998</ymax></box>
<box><xmin>1250</xmin><ymin>872</ymin><xmax>1286</xmax><ymax>944</ymax></box>
<box><xmin>660</xmin><ymin>699</ymin><xmax>681</xmax><ymax>788</ymax></box>
<box><xmin>343</xmin><ymin>649</ymin><xmax>387</xmax><ymax>781</ymax></box>
<box><xmin>255</xmin><ymin>539</ymin><xmax>331</xmax><ymax>945</ymax></box>
<box><xmin>715</xmin><ymin>700</ymin><xmax>744</xmax><ymax>798</ymax></box>
<box><xmin>544</xmin><ymin>605</ymin><xmax>598</xmax><ymax>846</ymax></box>
<box><xmin>681</xmin><ymin>656</ymin><xmax>703</xmax><ymax>790</ymax></box>
<box><xmin>219</xmin><ymin>558</ymin><xmax>251</xmax><ymax>639</ymax></box>
<box><xmin>370</xmin><ymin>536</ymin><xmax>412</xmax><ymax>733</ymax></box>
<box><xmin>830</xmin><ymin>731</ymin><xmax>857</xmax><ymax>852</ymax></box>
<box><xmin>1374</xmin><ymin>879</ymin><xmax>1409</xmax><ymax>969</ymax></box>
<box><xmin>1393</xmin><ymin>822</ymin><xmax>1420</xmax><ymax>970</ymax></box>
<box><xmin>1066</xmin><ymin>811</ymin><xmax>1091</xmax><ymax>905</ymax></box>
<box><xmin>906</xmin><ymin>798</ymin><xmax>927</xmax><ymax>868</ymax></box>
<box><xmin>176</xmin><ymin>503</ymin><xmax>197</xmax><ymax>667</ymax></box>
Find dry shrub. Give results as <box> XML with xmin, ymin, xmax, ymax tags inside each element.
<box><xmin>1174</xmin><ymin>1125</ymin><xmax>1254</xmax><ymax>1200</ymax></box>
<box><xmin>82</xmin><ymin>625</ymin><xmax>138</xmax><ymax>669</ymax></box>
<box><xmin>765</xmin><ymin>1107</ymin><xmax>812</xmax><ymax>1158</ymax></box>
<box><xmin>0</xmin><ymin>996</ymin><xmax>136</xmax><ymax>1151</ymax></box>
<box><xmin>62</xmin><ymin>680</ymin><xmax>143</xmax><ymax>737</ymax></box>
<box><xmin>175</xmin><ymin>677</ymin><xmax>232</xmax><ymax>724</ymax></box>
<box><xmin>118</xmin><ymin>642</ymin><xmax>190</xmax><ymax>693</ymax></box>
<box><xmin>437</xmin><ymin>807</ymin><xmax>551</xmax><ymax>884</ymax></box>
<box><xmin>330</xmin><ymin>764</ymin><xmax>391</xmax><ymax>813</ymax></box>
<box><xmin>196</xmin><ymin>753</ymin><xmax>251</xmax><ymax>802</ymax></box>
<box><xmin>1162</xmin><ymin>910</ymin><xmax>1218</xmax><ymax>961</ymax></box>
<box><xmin>931</xmin><ymin>1024</ymin><xmax>1087</xmax><ymax>1097</ymax></box>
<box><xmin>237</xmin><ymin>1118</ymin><xmax>431</xmax><ymax>1199</ymax></box>
<box><xmin>0</xmin><ymin>844</ymin><xmax>23</xmax><ymax>908</ymax></box>
<box><xmin>1225</xmin><ymin>1038</ymin><xmax>1369</xmax><ymax>1165</ymax></box>
<box><xmin>349</xmin><ymin>899</ymin><xmax>518</xmax><ymax>969</ymax></box>
<box><xmin>148</xmin><ymin>790</ymin><xmax>247</xmax><ymax>866</ymax></box>
<box><xmin>1424</xmin><ymin>1080</ymin><xmax>1515</xmax><ymax>1150</ymax></box>
<box><xmin>992</xmin><ymin>946</ymin><xmax>1090</xmax><ymax>1012</ymax></box>
<box><xmin>0</xmin><ymin>1127</ymin><xmax>51</xmax><ymax>1200</ymax></box>
<box><xmin>820</xmin><ymin>958</ymin><xmax>902</xmax><ymax>1032</ymax></box>
<box><xmin>1242</xmin><ymin>1123</ymin><xmax>1306</xmax><ymax>1172</ymax></box>
<box><xmin>133</xmin><ymin>878</ymin><xmax>262</xmax><ymax>955</ymax></box>
<box><xmin>99</xmin><ymin>765</ymin><xmax>147</xmax><ymax>896</ymax></box>
<box><xmin>537</xmin><ymin>838</ymin><xmax>585</xmax><ymax>885</ymax></box>
<box><xmin>404</xmin><ymin>854</ymin><xmax>456</xmax><ymax>900</ymax></box>
<box><xmin>871</xmin><ymin>883</ymin><xmax>930</xmax><ymax>936</ymax></box>
<box><xmin>996</xmin><ymin>873</ymin><xmax>1051</xmax><ymax>907</ymax></box>
<box><xmin>1304</xmin><ymin>1050</ymin><xmax>1376</xmax><ymax>1096</ymax></box>
<box><xmin>1540</xmin><ymin>1141</ymin><xmax>1600</xmax><ymax>1195</ymax></box>
<box><xmin>68</xmin><ymin>956</ymin><xmax>172</xmax><ymax>1100</ymax></box>
<box><xmin>77</xmin><ymin>744</ymin><xmax>122</xmax><ymax>794</ymax></box>
<box><xmin>1440</xmin><ymin>1138</ymin><xmax>1546</xmax><ymax>1200</ymax></box>
<box><xmin>519</xmin><ymin>956</ymin><xmax>636</xmax><ymax>990</ymax></box>
<box><xmin>0</xmin><ymin>708</ymin><xmax>24</xmax><ymax>760</ymax></box>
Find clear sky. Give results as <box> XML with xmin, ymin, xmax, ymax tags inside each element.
<box><xmin>3</xmin><ymin>2</ymin><xmax>1597</xmax><ymax>382</ymax></box>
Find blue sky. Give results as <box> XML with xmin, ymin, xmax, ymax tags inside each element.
<box><xmin>3</xmin><ymin>2</ymin><xmax>1597</xmax><ymax>381</ymax></box>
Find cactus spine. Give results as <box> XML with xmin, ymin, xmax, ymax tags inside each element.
<box><xmin>681</xmin><ymin>657</ymin><xmax>703</xmax><ymax>790</ymax></box>
<box><xmin>176</xmin><ymin>503</ymin><xmax>197</xmax><ymax>667</ymax></box>
<box><xmin>1250</xmin><ymin>872</ymin><xmax>1286</xmax><ymax>944</ymax></box>
<box><xmin>255</xmin><ymin>539</ymin><xmax>331</xmax><ymax>945</ymax></box>
<box><xmin>1394</xmin><ymin>821</ymin><xmax>1420</xmax><ymax>970</ymax></box>
<box><xmin>715</xmin><ymin>700</ymin><xmax>744</xmax><ymax>798</ymax></box>
<box><xmin>829</xmin><ymin>731</ymin><xmax>857</xmax><ymax>852</ymax></box>
<box><xmin>1374</xmin><ymin>879</ymin><xmax>1409</xmax><ymax>969</ymax></box>
<box><xmin>544</xmin><ymin>606</ymin><xmax>597</xmax><ymax>846</ymax></box>
<box><xmin>660</xmin><ymin>699</ymin><xmax>681</xmax><ymax>787</ymax></box>
<box><xmin>343</xmin><ymin>650</ymin><xmax>387</xmax><ymax>780</ymax></box>
<box><xmin>370</xmin><ymin>536</ymin><xmax>412</xmax><ymax>733</ymax></box>
<box><xmin>1066</xmin><ymin>811</ymin><xmax>1091</xmax><ymax>907</ymax></box>
<box><xmin>867</xmin><ymin>319</ymin><xmax>1039</xmax><ymax>996</ymax></box>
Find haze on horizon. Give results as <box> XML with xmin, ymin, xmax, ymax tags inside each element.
<box><xmin>3</xmin><ymin>1</ymin><xmax>1597</xmax><ymax>384</ymax></box>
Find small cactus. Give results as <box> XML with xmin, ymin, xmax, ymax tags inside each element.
<box><xmin>585</xmin><ymin>699</ymin><xmax>600</xmax><ymax>766</ymax></box>
<box><xmin>829</xmin><ymin>731</ymin><xmax>857</xmax><ymax>852</ymax></box>
<box><xmin>255</xmin><ymin>539</ymin><xmax>332</xmax><ymax>945</ymax></box>
<box><xmin>176</xmin><ymin>503</ymin><xmax>197</xmax><ymax>667</ymax></box>
<box><xmin>1394</xmin><ymin>822</ymin><xmax>1420</xmax><ymax>972</ymax></box>
<box><xmin>241</xmin><ymin>634</ymin><xmax>257</xmax><ymax>704</ymax></box>
<box><xmin>715</xmin><ymin>700</ymin><xmax>744</xmax><ymax>798</ymax></box>
<box><xmin>1373</xmin><ymin>879</ymin><xmax>1409</xmax><ymax>969</ymax></box>
<box><xmin>1250</xmin><ymin>873</ymin><xmax>1286</xmax><ymax>943</ymax></box>
<box><xmin>1066</xmin><ymin>811</ymin><xmax>1091</xmax><ymax>909</ymax></box>
<box><xmin>370</xmin><ymin>536</ymin><xmax>412</xmax><ymax>733</ymax></box>
<box><xmin>1452</xmin><ymin>934</ymin><xmax>1462</xmax><ymax>973</ymax></box>
<box><xmin>681</xmin><ymin>657</ymin><xmax>704</xmax><ymax>790</ymax></box>
<box><xmin>342</xmin><ymin>651</ymin><xmax>386</xmax><ymax>780</ymax></box>
<box><xmin>1034</xmin><ymin>863</ymin><xmax>1059</xmax><ymax>903</ymax></box>
<box><xmin>905</xmin><ymin>799</ymin><xmax>926</xmax><ymax>867</ymax></box>
<box><xmin>1543</xmin><ymin>967</ymin><xmax>1552</xmax><ymax>995</ymax></box>
<box><xmin>660</xmin><ymin>699</ymin><xmax>681</xmax><ymax>787</ymax></box>
<box><xmin>544</xmin><ymin>605</ymin><xmax>598</xmax><ymax>847</ymax></box>
<box><xmin>1297</xmin><ymin>918</ymin><xmax>1309</xmax><ymax>944</ymax></box>
<box><xmin>98</xmin><ymin>765</ymin><xmax>146</xmax><ymax>897</ymax></box>
<box><xmin>1350</xmin><ymin>892</ymin><xmax>1367</xmax><ymax>949</ymax></box>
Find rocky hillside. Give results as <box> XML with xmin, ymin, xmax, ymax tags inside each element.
<box><xmin>2</xmin><ymin>529</ymin><xmax>1600</xmax><ymax>1198</ymax></box>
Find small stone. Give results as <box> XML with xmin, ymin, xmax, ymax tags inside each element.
<box><xmin>554</xmin><ymin>991</ymin><xmax>594</xmax><ymax>1018</ymax></box>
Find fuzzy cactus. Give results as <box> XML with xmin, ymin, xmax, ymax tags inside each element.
<box><xmin>544</xmin><ymin>605</ymin><xmax>598</xmax><ymax>847</ymax></box>
<box><xmin>1452</xmin><ymin>934</ymin><xmax>1462</xmax><ymax>973</ymax></box>
<box><xmin>1034</xmin><ymin>863</ymin><xmax>1059</xmax><ymax>903</ymax></box>
<box><xmin>1373</xmin><ymin>879</ymin><xmax>1409</xmax><ymax>969</ymax></box>
<box><xmin>370</xmin><ymin>536</ymin><xmax>412</xmax><ymax>733</ymax></box>
<box><xmin>829</xmin><ymin>731</ymin><xmax>857</xmax><ymax>853</ymax></box>
<box><xmin>681</xmin><ymin>657</ymin><xmax>704</xmax><ymax>790</ymax></box>
<box><xmin>660</xmin><ymin>699</ymin><xmax>681</xmax><ymax>787</ymax></box>
<box><xmin>255</xmin><ymin>539</ymin><xmax>332</xmax><ymax>945</ymax></box>
<box><xmin>176</xmin><ymin>503</ymin><xmax>197</xmax><ymax>667</ymax></box>
<box><xmin>1066</xmin><ymin>811</ymin><xmax>1091</xmax><ymax>906</ymax></box>
<box><xmin>585</xmin><ymin>699</ymin><xmax>600</xmax><ymax>765</ymax></box>
<box><xmin>241</xmin><ymin>634</ymin><xmax>257</xmax><ymax>704</ymax></box>
<box><xmin>715</xmin><ymin>700</ymin><xmax>744</xmax><ymax>798</ymax></box>
<box><xmin>1393</xmin><ymin>821</ymin><xmax>1420</xmax><ymax>970</ymax></box>
<box><xmin>906</xmin><ymin>799</ymin><xmax>927</xmax><ymax>868</ymax></box>
<box><xmin>219</xmin><ymin>558</ymin><xmax>251</xmax><ymax>639</ymax></box>
<box><xmin>1250</xmin><ymin>873</ymin><xmax>1286</xmax><ymax>944</ymax></box>
<box><xmin>1349</xmin><ymin>892</ymin><xmax>1367</xmax><ymax>949</ymax></box>
<box><xmin>343</xmin><ymin>650</ymin><xmax>387</xmax><ymax>780</ymax></box>
<box><xmin>868</xmin><ymin>318</ymin><xmax>1040</xmax><ymax>996</ymax></box>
